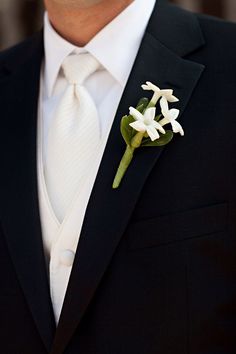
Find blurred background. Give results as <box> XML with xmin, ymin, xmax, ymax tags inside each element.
<box><xmin>0</xmin><ymin>0</ymin><xmax>236</xmax><ymax>50</ymax></box>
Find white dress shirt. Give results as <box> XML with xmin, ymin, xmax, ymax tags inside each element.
<box><xmin>38</xmin><ymin>0</ymin><xmax>156</xmax><ymax>323</ymax></box>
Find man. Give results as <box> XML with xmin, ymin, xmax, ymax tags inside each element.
<box><xmin>0</xmin><ymin>0</ymin><xmax>236</xmax><ymax>353</ymax></box>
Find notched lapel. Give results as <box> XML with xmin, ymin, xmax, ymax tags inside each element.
<box><xmin>0</xmin><ymin>32</ymin><xmax>56</xmax><ymax>352</ymax></box>
<box><xmin>53</xmin><ymin>2</ymin><xmax>206</xmax><ymax>353</ymax></box>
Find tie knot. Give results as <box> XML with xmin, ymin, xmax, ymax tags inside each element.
<box><xmin>62</xmin><ymin>53</ymin><xmax>100</xmax><ymax>85</ymax></box>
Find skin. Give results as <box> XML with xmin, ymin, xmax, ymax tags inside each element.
<box><xmin>44</xmin><ymin>0</ymin><xmax>134</xmax><ymax>46</ymax></box>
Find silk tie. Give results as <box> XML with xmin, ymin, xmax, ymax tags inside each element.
<box><xmin>45</xmin><ymin>53</ymin><xmax>101</xmax><ymax>223</ymax></box>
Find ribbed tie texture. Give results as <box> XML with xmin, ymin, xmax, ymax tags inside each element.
<box><xmin>45</xmin><ymin>53</ymin><xmax>101</xmax><ymax>223</ymax></box>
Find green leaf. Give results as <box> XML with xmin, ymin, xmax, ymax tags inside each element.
<box><xmin>120</xmin><ymin>115</ymin><xmax>135</xmax><ymax>146</ymax></box>
<box><xmin>136</xmin><ymin>97</ymin><xmax>149</xmax><ymax>113</ymax></box>
<box><xmin>141</xmin><ymin>131</ymin><xmax>174</xmax><ymax>147</ymax></box>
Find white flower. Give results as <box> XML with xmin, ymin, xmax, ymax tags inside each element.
<box><xmin>129</xmin><ymin>106</ymin><xmax>165</xmax><ymax>141</ymax></box>
<box><xmin>142</xmin><ymin>81</ymin><xmax>179</xmax><ymax>105</ymax></box>
<box><xmin>159</xmin><ymin>97</ymin><xmax>184</xmax><ymax>136</ymax></box>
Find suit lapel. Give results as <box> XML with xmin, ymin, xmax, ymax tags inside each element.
<box><xmin>0</xmin><ymin>33</ymin><xmax>56</xmax><ymax>352</ymax></box>
<box><xmin>52</xmin><ymin>1</ymin><xmax>205</xmax><ymax>353</ymax></box>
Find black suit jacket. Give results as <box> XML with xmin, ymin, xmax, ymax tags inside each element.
<box><xmin>0</xmin><ymin>1</ymin><xmax>236</xmax><ymax>353</ymax></box>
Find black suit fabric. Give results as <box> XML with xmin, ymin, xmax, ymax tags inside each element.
<box><xmin>0</xmin><ymin>1</ymin><xmax>236</xmax><ymax>353</ymax></box>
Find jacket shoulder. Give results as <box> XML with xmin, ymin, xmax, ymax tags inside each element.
<box><xmin>186</xmin><ymin>12</ymin><xmax>236</xmax><ymax>72</ymax></box>
<box><xmin>0</xmin><ymin>31</ymin><xmax>43</xmax><ymax>76</ymax></box>
<box><xmin>196</xmin><ymin>12</ymin><xmax>236</xmax><ymax>45</ymax></box>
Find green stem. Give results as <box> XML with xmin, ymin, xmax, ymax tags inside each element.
<box><xmin>131</xmin><ymin>131</ymin><xmax>144</xmax><ymax>148</ymax></box>
<box><xmin>112</xmin><ymin>145</ymin><xmax>135</xmax><ymax>189</ymax></box>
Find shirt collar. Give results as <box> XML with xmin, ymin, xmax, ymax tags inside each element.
<box><xmin>44</xmin><ymin>0</ymin><xmax>156</xmax><ymax>98</ymax></box>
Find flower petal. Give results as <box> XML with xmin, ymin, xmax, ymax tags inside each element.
<box><xmin>169</xmin><ymin>108</ymin><xmax>180</xmax><ymax>120</ymax></box>
<box><xmin>160</xmin><ymin>89</ymin><xmax>178</xmax><ymax>101</ymax></box>
<box><xmin>147</xmin><ymin>81</ymin><xmax>159</xmax><ymax>90</ymax></box>
<box><xmin>143</xmin><ymin>107</ymin><xmax>156</xmax><ymax>123</ymax></box>
<box><xmin>129</xmin><ymin>107</ymin><xmax>144</xmax><ymax>121</ymax></box>
<box><xmin>141</xmin><ymin>84</ymin><xmax>152</xmax><ymax>91</ymax></box>
<box><xmin>171</xmin><ymin>121</ymin><xmax>184</xmax><ymax>136</ymax></box>
<box><xmin>152</xmin><ymin>120</ymin><xmax>166</xmax><ymax>134</ymax></box>
<box><xmin>161</xmin><ymin>89</ymin><xmax>173</xmax><ymax>97</ymax></box>
<box><xmin>168</xmin><ymin>95</ymin><xmax>179</xmax><ymax>103</ymax></box>
<box><xmin>160</xmin><ymin>97</ymin><xmax>169</xmax><ymax>114</ymax></box>
<box><xmin>142</xmin><ymin>81</ymin><xmax>160</xmax><ymax>92</ymax></box>
<box><xmin>129</xmin><ymin>120</ymin><xmax>147</xmax><ymax>132</ymax></box>
<box><xmin>146</xmin><ymin>126</ymin><xmax>160</xmax><ymax>141</ymax></box>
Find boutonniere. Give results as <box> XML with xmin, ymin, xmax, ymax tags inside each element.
<box><xmin>112</xmin><ymin>81</ymin><xmax>184</xmax><ymax>189</ymax></box>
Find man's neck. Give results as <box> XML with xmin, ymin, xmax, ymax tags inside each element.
<box><xmin>46</xmin><ymin>0</ymin><xmax>134</xmax><ymax>47</ymax></box>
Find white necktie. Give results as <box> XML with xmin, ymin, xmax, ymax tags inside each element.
<box><xmin>45</xmin><ymin>53</ymin><xmax>101</xmax><ymax>223</ymax></box>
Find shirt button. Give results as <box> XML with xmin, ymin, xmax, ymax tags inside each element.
<box><xmin>60</xmin><ymin>249</ymin><xmax>75</xmax><ymax>267</ymax></box>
